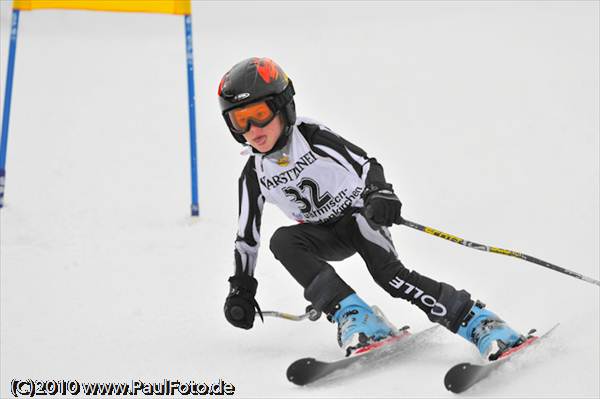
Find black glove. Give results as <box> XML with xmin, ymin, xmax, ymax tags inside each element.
<box><xmin>224</xmin><ymin>274</ymin><xmax>263</xmax><ymax>330</ymax></box>
<box><xmin>362</xmin><ymin>183</ymin><xmax>402</xmax><ymax>226</ymax></box>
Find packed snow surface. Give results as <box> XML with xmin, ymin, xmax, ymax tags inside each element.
<box><xmin>1</xmin><ymin>1</ymin><xmax>598</xmax><ymax>397</ymax></box>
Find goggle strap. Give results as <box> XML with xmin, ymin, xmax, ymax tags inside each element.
<box><xmin>269</xmin><ymin>80</ymin><xmax>295</xmax><ymax>111</ymax></box>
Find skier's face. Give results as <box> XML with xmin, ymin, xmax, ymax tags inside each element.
<box><xmin>243</xmin><ymin>114</ymin><xmax>284</xmax><ymax>153</ymax></box>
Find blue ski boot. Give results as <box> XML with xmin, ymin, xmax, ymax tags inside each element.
<box><xmin>332</xmin><ymin>293</ymin><xmax>395</xmax><ymax>357</ymax></box>
<box><xmin>457</xmin><ymin>301</ymin><xmax>525</xmax><ymax>360</ymax></box>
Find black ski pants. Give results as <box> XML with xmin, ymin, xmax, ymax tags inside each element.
<box><xmin>269</xmin><ymin>211</ymin><xmax>474</xmax><ymax>332</ymax></box>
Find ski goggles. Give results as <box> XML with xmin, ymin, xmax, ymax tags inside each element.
<box><xmin>224</xmin><ymin>101</ymin><xmax>278</xmax><ymax>135</ymax></box>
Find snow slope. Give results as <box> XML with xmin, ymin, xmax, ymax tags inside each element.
<box><xmin>1</xmin><ymin>1</ymin><xmax>598</xmax><ymax>397</ymax></box>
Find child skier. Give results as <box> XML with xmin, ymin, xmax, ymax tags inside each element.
<box><xmin>219</xmin><ymin>57</ymin><xmax>524</xmax><ymax>359</ymax></box>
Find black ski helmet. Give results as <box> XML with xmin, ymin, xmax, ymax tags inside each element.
<box><xmin>218</xmin><ymin>57</ymin><xmax>296</xmax><ymax>144</ymax></box>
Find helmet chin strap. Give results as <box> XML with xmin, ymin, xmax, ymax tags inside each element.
<box><xmin>265</xmin><ymin>125</ymin><xmax>293</xmax><ymax>155</ymax></box>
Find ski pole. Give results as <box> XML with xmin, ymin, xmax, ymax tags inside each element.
<box><xmin>262</xmin><ymin>306</ymin><xmax>322</xmax><ymax>322</ymax></box>
<box><xmin>400</xmin><ymin>218</ymin><xmax>600</xmax><ymax>287</ymax></box>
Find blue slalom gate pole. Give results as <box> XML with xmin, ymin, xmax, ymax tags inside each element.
<box><xmin>0</xmin><ymin>9</ymin><xmax>20</xmax><ymax>209</ymax></box>
<box><xmin>184</xmin><ymin>14</ymin><xmax>199</xmax><ymax>216</ymax></box>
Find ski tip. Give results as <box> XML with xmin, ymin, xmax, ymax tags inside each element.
<box><xmin>444</xmin><ymin>323</ymin><xmax>561</xmax><ymax>393</ymax></box>
<box><xmin>286</xmin><ymin>357</ymin><xmax>318</xmax><ymax>385</ymax></box>
<box><xmin>444</xmin><ymin>362</ymin><xmax>476</xmax><ymax>394</ymax></box>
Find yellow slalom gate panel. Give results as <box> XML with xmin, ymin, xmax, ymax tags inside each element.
<box><xmin>13</xmin><ymin>0</ymin><xmax>191</xmax><ymax>15</ymax></box>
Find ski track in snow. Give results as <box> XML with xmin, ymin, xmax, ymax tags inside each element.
<box><xmin>1</xmin><ymin>2</ymin><xmax>598</xmax><ymax>398</ymax></box>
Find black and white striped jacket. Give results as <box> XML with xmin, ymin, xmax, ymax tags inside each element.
<box><xmin>234</xmin><ymin>117</ymin><xmax>390</xmax><ymax>277</ymax></box>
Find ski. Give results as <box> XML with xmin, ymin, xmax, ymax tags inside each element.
<box><xmin>444</xmin><ymin>323</ymin><xmax>560</xmax><ymax>393</ymax></box>
<box><xmin>286</xmin><ymin>325</ymin><xmax>440</xmax><ymax>386</ymax></box>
